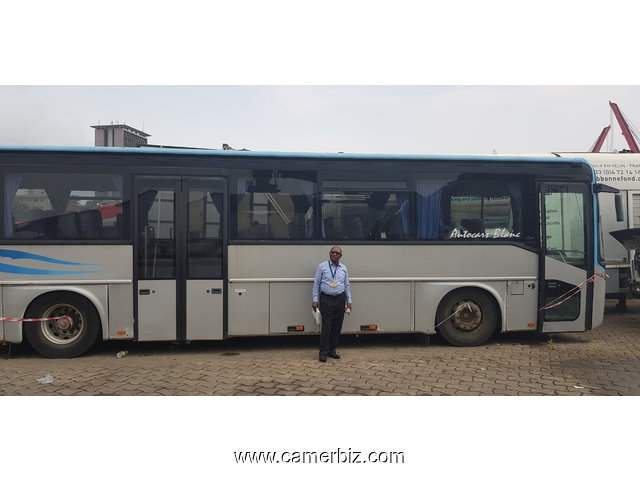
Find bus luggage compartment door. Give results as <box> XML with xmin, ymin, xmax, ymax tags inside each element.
<box><xmin>137</xmin><ymin>280</ymin><xmax>177</xmax><ymax>341</ymax></box>
<box><xmin>187</xmin><ymin>279</ymin><xmax>224</xmax><ymax>340</ymax></box>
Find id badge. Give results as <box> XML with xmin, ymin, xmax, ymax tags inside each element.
<box><xmin>329</xmin><ymin>281</ymin><xmax>337</xmax><ymax>287</ymax></box>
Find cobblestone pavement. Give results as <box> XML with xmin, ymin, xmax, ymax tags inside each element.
<box><xmin>1</xmin><ymin>299</ymin><xmax>639</xmax><ymax>396</ymax></box>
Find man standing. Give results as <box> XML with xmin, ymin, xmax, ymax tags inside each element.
<box><xmin>312</xmin><ymin>246</ymin><xmax>352</xmax><ymax>362</ymax></box>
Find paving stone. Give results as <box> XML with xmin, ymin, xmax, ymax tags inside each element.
<box><xmin>2</xmin><ymin>299</ymin><xmax>640</xmax><ymax>396</ymax></box>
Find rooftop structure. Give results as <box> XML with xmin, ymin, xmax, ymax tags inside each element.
<box><xmin>91</xmin><ymin>123</ymin><xmax>151</xmax><ymax>147</ymax></box>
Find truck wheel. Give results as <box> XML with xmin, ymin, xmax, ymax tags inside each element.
<box><xmin>436</xmin><ymin>288</ymin><xmax>498</xmax><ymax>347</ymax></box>
<box><xmin>24</xmin><ymin>293</ymin><xmax>101</xmax><ymax>358</ymax></box>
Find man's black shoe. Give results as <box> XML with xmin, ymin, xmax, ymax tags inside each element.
<box><xmin>328</xmin><ymin>352</ymin><xmax>341</xmax><ymax>359</ymax></box>
<box><xmin>319</xmin><ymin>355</ymin><xmax>327</xmax><ymax>362</ymax></box>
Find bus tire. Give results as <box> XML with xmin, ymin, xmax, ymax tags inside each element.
<box><xmin>23</xmin><ymin>292</ymin><xmax>101</xmax><ymax>358</ymax></box>
<box><xmin>436</xmin><ymin>288</ymin><xmax>498</xmax><ymax>347</ymax></box>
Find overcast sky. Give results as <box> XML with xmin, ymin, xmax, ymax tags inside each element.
<box><xmin>4</xmin><ymin>2</ymin><xmax>640</xmax><ymax>158</ymax></box>
<box><xmin>1</xmin><ymin>85</ymin><xmax>639</xmax><ymax>155</ymax></box>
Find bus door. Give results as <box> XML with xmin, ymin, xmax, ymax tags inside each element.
<box><xmin>539</xmin><ymin>183</ymin><xmax>592</xmax><ymax>333</ymax></box>
<box><xmin>135</xmin><ymin>176</ymin><xmax>226</xmax><ymax>341</ymax></box>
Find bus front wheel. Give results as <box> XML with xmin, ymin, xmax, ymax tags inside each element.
<box><xmin>24</xmin><ymin>293</ymin><xmax>101</xmax><ymax>358</ymax></box>
<box><xmin>436</xmin><ymin>288</ymin><xmax>498</xmax><ymax>347</ymax></box>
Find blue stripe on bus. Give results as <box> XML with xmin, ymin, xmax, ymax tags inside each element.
<box><xmin>0</xmin><ymin>249</ymin><xmax>99</xmax><ymax>275</ymax></box>
<box><xmin>0</xmin><ymin>249</ymin><xmax>98</xmax><ymax>266</ymax></box>
<box><xmin>0</xmin><ymin>263</ymin><xmax>99</xmax><ymax>275</ymax></box>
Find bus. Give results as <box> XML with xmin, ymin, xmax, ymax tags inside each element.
<box><xmin>0</xmin><ymin>146</ymin><xmax>611</xmax><ymax>357</ymax></box>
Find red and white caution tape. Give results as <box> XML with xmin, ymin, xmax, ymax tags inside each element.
<box><xmin>0</xmin><ymin>315</ymin><xmax>72</xmax><ymax>322</ymax></box>
<box><xmin>539</xmin><ymin>272</ymin><xmax>609</xmax><ymax>311</ymax></box>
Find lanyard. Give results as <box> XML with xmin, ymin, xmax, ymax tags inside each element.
<box><xmin>328</xmin><ymin>261</ymin><xmax>339</xmax><ymax>280</ymax></box>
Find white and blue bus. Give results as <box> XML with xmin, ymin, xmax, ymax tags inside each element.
<box><xmin>0</xmin><ymin>146</ymin><xmax>611</xmax><ymax>357</ymax></box>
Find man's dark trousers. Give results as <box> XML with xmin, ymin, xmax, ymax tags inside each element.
<box><xmin>319</xmin><ymin>292</ymin><xmax>346</xmax><ymax>356</ymax></box>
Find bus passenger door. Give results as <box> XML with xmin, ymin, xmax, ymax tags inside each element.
<box><xmin>136</xmin><ymin>177</ymin><xmax>226</xmax><ymax>341</ymax></box>
<box><xmin>184</xmin><ymin>178</ymin><xmax>226</xmax><ymax>340</ymax></box>
<box><xmin>539</xmin><ymin>183</ymin><xmax>591</xmax><ymax>333</ymax></box>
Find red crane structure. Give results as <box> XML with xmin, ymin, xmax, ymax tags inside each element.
<box><xmin>590</xmin><ymin>101</ymin><xmax>640</xmax><ymax>153</ymax></box>
<box><xmin>591</xmin><ymin>125</ymin><xmax>611</xmax><ymax>152</ymax></box>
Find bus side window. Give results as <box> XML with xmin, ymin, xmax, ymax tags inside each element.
<box><xmin>240</xmin><ymin>221</ymin><xmax>270</xmax><ymax>239</ymax></box>
<box><xmin>460</xmin><ymin>218</ymin><xmax>484</xmax><ymax>234</ymax></box>
<box><xmin>288</xmin><ymin>216</ymin><xmax>307</xmax><ymax>239</ymax></box>
<box><xmin>78</xmin><ymin>210</ymin><xmax>104</xmax><ymax>239</ymax></box>
<box><xmin>57</xmin><ymin>212</ymin><xmax>80</xmax><ymax>240</ymax></box>
<box><xmin>233</xmin><ymin>170</ymin><xmax>316</xmax><ymax>241</ymax></box>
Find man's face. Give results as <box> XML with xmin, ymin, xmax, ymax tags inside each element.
<box><xmin>329</xmin><ymin>248</ymin><xmax>342</xmax><ymax>262</ymax></box>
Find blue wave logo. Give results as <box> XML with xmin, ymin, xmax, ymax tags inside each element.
<box><xmin>0</xmin><ymin>249</ymin><xmax>99</xmax><ymax>275</ymax></box>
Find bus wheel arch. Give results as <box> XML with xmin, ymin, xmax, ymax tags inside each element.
<box><xmin>23</xmin><ymin>291</ymin><xmax>102</xmax><ymax>358</ymax></box>
<box><xmin>435</xmin><ymin>287</ymin><xmax>501</xmax><ymax>347</ymax></box>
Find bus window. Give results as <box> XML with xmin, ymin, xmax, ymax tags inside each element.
<box><xmin>320</xmin><ymin>189</ymin><xmax>413</xmax><ymax>241</ymax></box>
<box><xmin>416</xmin><ymin>178</ymin><xmax>448</xmax><ymax>240</ymax></box>
<box><xmin>4</xmin><ymin>172</ymin><xmax>127</xmax><ymax>241</ymax></box>
<box><xmin>441</xmin><ymin>179</ymin><xmax>524</xmax><ymax>241</ymax></box>
<box><xmin>232</xmin><ymin>170</ymin><xmax>316</xmax><ymax>240</ymax></box>
<box><xmin>188</xmin><ymin>187</ymin><xmax>223</xmax><ymax>279</ymax></box>
<box><xmin>138</xmin><ymin>184</ymin><xmax>176</xmax><ymax>279</ymax></box>
<box><xmin>544</xmin><ymin>188</ymin><xmax>586</xmax><ymax>268</ymax></box>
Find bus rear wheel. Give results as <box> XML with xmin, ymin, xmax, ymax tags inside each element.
<box><xmin>24</xmin><ymin>293</ymin><xmax>101</xmax><ymax>358</ymax></box>
<box><xmin>436</xmin><ymin>288</ymin><xmax>498</xmax><ymax>347</ymax></box>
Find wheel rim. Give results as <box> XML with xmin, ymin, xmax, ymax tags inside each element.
<box><xmin>39</xmin><ymin>303</ymin><xmax>85</xmax><ymax>345</ymax></box>
<box><xmin>448</xmin><ymin>299</ymin><xmax>483</xmax><ymax>333</ymax></box>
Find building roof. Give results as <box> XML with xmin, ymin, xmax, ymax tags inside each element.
<box><xmin>90</xmin><ymin>124</ymin><xmax>151</xmax><ymax>137</ymax></box>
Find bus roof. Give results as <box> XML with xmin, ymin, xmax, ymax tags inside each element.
<box><xmin>0</xmin><ymin>145</ymin><xmax>590</xmax><ymax>165</ymax></box>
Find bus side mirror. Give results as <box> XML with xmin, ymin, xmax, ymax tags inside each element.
<box><xmin>615</xmin><ymin>193</ymin><xmax>624</xmax><ymax>222</ymax></box>
<box><xmin>597</xmin><ymin>183</ymin><xmax>624</xmax><ymax>222</ymax></box>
